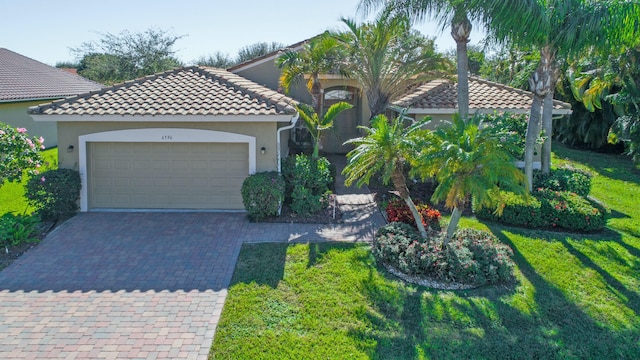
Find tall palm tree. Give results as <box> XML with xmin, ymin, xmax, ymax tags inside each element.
<box><xmin>413</xmin><ymin>114</ymin><xmax>526</xmax><ymax>245</ymax></box>
<box><xmin>334</xmin><ymin>8</ymin><xmax>450</xmax><ymax>118</ymax></box>
<box><xmin>296</xmin><ymin>102</ymin><xmax>353</xmax><ymax>159</ymax></box>
<box><xmin>482</xmin><ymin>0</ymin><xmax>640</xmax><ymax>188</ymax></box>
<box><xmin>359</xmin><ymin>0</ymin><xmax>483</xmax><ymax>119</ymax></box>
<box><xmin>343</xmin><ymin>112</ymin><xmax>431</xmax><ymax>238</ymax></box>
<box><xmin>275</xmin><ymin>34</ymin><xmax>346</xmax><ymax>115</ymax></box>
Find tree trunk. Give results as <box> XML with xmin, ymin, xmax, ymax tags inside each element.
<box><xmin>444</xmin><ymin>207</ymin><xmax>462</xmax><ymax>247</ymax></box>
<box><xmin>524</xmin><ymin>93</ymin><xmax>542</xmax><ymax>191</ymax></box>
<box><xmin>541</xmin><ymin>89</ymin><xmax>555</xmax><ymax>173</ymax></box>
<box><xmin>451</xmin><ymin>10</ymin><xmax>472</xmax><ymax>119</ymax></box>
<box><xmin>524</xmin><ymin>52</ymin><xmax>552</xmax><ymax>191</ymax></box>
<box><xmin>310</xmin><ymin>74</ymin><xmax>323</xmax><ymax>116</ymax></box>
<box><xmin>391</xmin><ymin>165</ymin><xmax>427</xmax><ymax>238</ymax></box>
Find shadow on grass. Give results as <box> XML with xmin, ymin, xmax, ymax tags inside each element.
<box><xmin>350</xmin><ymin>224</ymin><xmax>639</xmax><ymax>359</ymax></box>
<box><xmin>229</xmin><ymin>243</ymin><xmax>288</xmax><ymax>288</ymax></box>
<box><xmin>553</xmin><ymin>142</ymin><xmax>640</xmax><ymax>185</ymax></box>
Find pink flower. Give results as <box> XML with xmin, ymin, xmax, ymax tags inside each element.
<box><xmin>41</xmin><ymin>176</ymin><xmax>46</xmax><ymax>182</ymax></box>
<box><xmin>17</xmin><ymin>127</ymin><xmax>27</xmax><ymax>133</ymax></box>
<box><xmin>0</xmin><ymin>130</ymin><xmax>4</xmax><ymax>135</ymax></box>
<box><xmin>38</xmin><ymin>136</ymin><xmax>44</xmax><ymax>144</ymax></box>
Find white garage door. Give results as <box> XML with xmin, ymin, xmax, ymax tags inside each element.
<box><xmin>88</xmin><ymin>142</ymin><xmax>248</xmax><ymax>210</ymax></box>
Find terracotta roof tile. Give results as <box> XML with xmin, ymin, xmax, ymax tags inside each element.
<box><xmin>393</xmin><ymin>77</ymin><xmax>571</xmax><ymax>112</ymax></box>
<box><xmin>29</xmin><ymin>66</ymin><xmax>297</xmax><ymax>116</ymax></box>
<box><xmin>0</xmin><ymin>48</ymin><xmax>103</xmax><ymax>101</ymax></box>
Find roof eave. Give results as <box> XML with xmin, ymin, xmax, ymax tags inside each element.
<box><xmin>30</xmin><ymin>114</ymin><xmax>296</xmax><ymax>122</ymax></box>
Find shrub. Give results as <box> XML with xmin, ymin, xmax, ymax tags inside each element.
<box><xmin>0</xmin><ymin>213</ymin><xmax>39</xmax><ymax>251</ymax></box>
<box><xmin>533</xmin><ymin>166</ymin><xmax>592</xmax><ymax>197</ymax></box>
<box><xmin>241</xmin><ymin>172</ymin><xmax>285</xmax><ymax>221</ymax></box>
<box><xmin>385</xmin><ymin>198</ymin><xmax>441</xmax><ymax>231</ymax></box>
<box><xmin>373</xmin><ymin>223</ymin><xmax>515</xmax><ymax>286</ymax></box>
<box><xmin>281</xmin><ymin>154</ymin><xmax>334</xmax><ymax>215</ymax></box>
<box><xmin>476</xmin><ymin>189</ymin><xmax>608</xmax><ymax>232</ymax></box>
<box><xmin>25</xmin><ymin>169</ymin><xmax>81</xmax><ymax>222</ymax></box>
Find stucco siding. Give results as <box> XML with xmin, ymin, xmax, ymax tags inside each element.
<box><xmin>1</xmin><ymin>100</ymin><xmax>57</xmax><ymax>148</ymax></box>
<box><xmin>57</xmin><ymin>121</ymin><xmax>280</xmax><ymax>173</ymax></box>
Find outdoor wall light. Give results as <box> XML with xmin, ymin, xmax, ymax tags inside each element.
<box><xmin>260</xmin><ymin>147</ymin><xmax>266</xmax><ymax>155</ymax></box>
<box><xmin>67</xmin><ymin>145</ymin><xmax>74</xmax><ymax>153</ymax></box>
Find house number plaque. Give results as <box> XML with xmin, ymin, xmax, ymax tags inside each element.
<box><xmin>161</xmin><ymin>135</ymin><xmax>173</xmax><ymax>140</ymax></box>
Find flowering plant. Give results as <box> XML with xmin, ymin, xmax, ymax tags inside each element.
<box><xmin>0</xmin><ymin>123</ymin><xmax>44</xmax><ymax>186</ymax></box>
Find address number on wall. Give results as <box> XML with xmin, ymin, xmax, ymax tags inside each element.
<box><xmin>161</xmin><ymin>135</ymin><xmax>173</xmax><ymax>140</ymax></box>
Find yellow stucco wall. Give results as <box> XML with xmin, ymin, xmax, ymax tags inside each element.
<box><xmin>57</xmin><ymin>121</ymin><xmax>282</xmax><ymax>172</ymax></box>
<box><xmin>0</xmin><ymin>100</ymin><xmax>57</xmax><ymax>148</ymax></box>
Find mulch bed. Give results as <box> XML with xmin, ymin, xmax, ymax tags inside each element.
<box><xmin>254</xmin><ymin>193</ymin><xmax>343</xmax><ymax>224</ymax></box>
<box><xmin>0</xmin><ymin>220</ymin><xmax>54</xmax><ymax>271</ymax></box>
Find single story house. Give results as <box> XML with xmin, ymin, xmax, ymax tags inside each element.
<box><xmin>0</xmin><ymin>48</ymin><xmax>103</xmax><ymax>148</ymax></box>
<box><xmin>230</xmin><ymin>41</ymin><xmax>572</xmax><ymax>155</ymax></box>
<box><xmin>29</xmin><ymin>66</ymin><xmax>297</xmax><ymax>211</ymax></box>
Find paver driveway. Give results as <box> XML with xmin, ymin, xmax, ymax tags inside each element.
<box><xmin>0</xmin><ymin>212</ymin><xmax>246</xmax><ymax>359</ymax></box>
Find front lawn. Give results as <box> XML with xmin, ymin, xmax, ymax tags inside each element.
<box><xmin>210</xmin><ymin>144</ymin><xmax>640</xmax><ymax>359</ymax></box>
<box><xmin>0</xmin><ymin>147</ymin><xmax>58</xmax><ymax>216</ymax></box>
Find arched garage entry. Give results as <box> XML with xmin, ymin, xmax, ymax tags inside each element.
<box><xmin>78</xmin><ymin>128</ymin><xmax>256</xmax><ymax>211</ymax></box>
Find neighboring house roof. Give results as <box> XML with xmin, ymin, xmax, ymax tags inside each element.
<box><xmin>29</xmin><ymin>66</ymin><xmax>297</xmax><ymax>117</ymax></box>
<box><xmin>393</xmin><ymin>77</ymin><xmax>572</xmax><ymax>115</ymax></box>
<box><xmin>0</xmin><ymin>48</ymin><xmax>103</xmax><ymax>102</ymax></box>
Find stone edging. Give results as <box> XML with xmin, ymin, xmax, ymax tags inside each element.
<box><xmin>384</xmin><ymin>264</ymin><xmax>477</xmax><ymax>290</ymax></box>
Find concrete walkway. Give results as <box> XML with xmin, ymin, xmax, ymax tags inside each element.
<box><xmin>0</xmin><ymin>156</ymin><xmax>385</xmax><ymax>359</ymax></box>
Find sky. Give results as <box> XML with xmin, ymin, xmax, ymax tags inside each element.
<box><xmin>1</xmin><ymin>0</ymin><xmax>485</xmax><ymax>66</ymax></box>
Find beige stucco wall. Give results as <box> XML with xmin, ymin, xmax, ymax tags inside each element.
<box><xmin>233</xmin><ymin>60</ymin><xmax>311</xmax><ymax>105</ymax></box>
<box><xmin>1</xmin><ymin>100</ymin><xmax>57</xmax><ymax>148</ymax></box>
<box><xmin>57</xmin><ymin>120</ymin><xmax>282</xmax><ymax>173</ymax></box>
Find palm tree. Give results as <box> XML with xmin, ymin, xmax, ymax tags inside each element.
<box><xmin>334</xmin><ymin>8</ymin><xmax>450</xmax><ymax>118</ymax></box>
<box><xmin>275</xmin><ymin>34</ymin><xmax>346</xmax><ymax>115</ymax></box>
<box><xmin>412</xmin><ymin>114</ymin><xmax>526</xmax><ymax>245</ymax></box>
<box><xmin>343</xmin><ymin>112</ymin><xmax>431</xmax><ymax>238</ymax></box>
<box><xmin>296</xmin><ymin>102</ymin><xmax>354</xmax><ymax>159</ymax></box>
<box><xmin>358</xmin><ymin>0</ymin><xmax>483</xmax><ymax>119</ymax></box>
<box><xmin>482</xmin><ymin>0</ymin><xmax>640</xmax><ymax>188</ymax></box>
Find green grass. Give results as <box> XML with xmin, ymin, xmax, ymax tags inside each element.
<box><xmin>0</xmin><ymin>147</ymin><xmax>58</xmax><ymax>216</ymax></box>
<box><xmin>210</xmin><ymin>144</ymin><xmax>640</xmax><ymax>359</ymax></box>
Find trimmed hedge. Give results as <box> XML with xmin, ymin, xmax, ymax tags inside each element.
<box><xmin>476</xmin><ymin>189</ymin><xmax>609</xmax><ymax>232</ymax></box>
<box><xmin>533</xmin><ymin>166</ymin><xmax>593</xmax><ymax>197</ymax></box>
<box><xmin>241</xmin><ymin>172</ymin><xmax>285</xmax><ymax>221</ymax></box>
<box><xmin>385</xmin><ymin>198</ymin><xmax>441</xmax><ymax>231</ymax></box>
<box><xmin>373</xmin><ymin>223</ymin><xmax>515</xmax><ymax>286</ymax></box>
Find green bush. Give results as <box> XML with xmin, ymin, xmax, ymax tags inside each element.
<box><xmin>241</xmin><ymin>172</ymin><xmax>285</xmax><ymax>221</ymax></box>
<box><xmin>25</xmin><ymin>169</ymin><xmax>81</xmax><ymax>222</ymax></box>
<box><xmin>533</xmin><ymin>166</ymin><xmax>593</xmax><ymax>197</ymax></box>
<box><xmin>373</xmin><ymin>223</ymin><xmax>515</xmax><ymax>286</ymax></box>
<box><xmin>281</xmin><ymin>154</ymin><xmax>334</xmax><ymax>215</ymax></box>
<box><xmin>476</xmin><ymin>189</ymin><xmax>609</xmax><ymax>232</ymax></box>
<box><xmin>0</xmin><ymin>213</ymin><xmax>39</xmax><ymax>251</ymax></box>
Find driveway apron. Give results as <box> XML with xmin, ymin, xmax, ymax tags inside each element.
<box><xmin>0</xmin><ymin>212</ymin><xmax>245</xmax><ymax>359</ymax></box>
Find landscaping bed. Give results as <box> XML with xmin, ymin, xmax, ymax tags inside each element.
<box><xmin>255</xmin><ymin>193</ymin><xmax>343</xmax><ymax>224</ymax></box>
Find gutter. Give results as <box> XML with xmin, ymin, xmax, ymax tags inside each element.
<box><xmin>276</xmin><ymin>111</ymin><xmax>300</xmax><ymax>173</ymax></box>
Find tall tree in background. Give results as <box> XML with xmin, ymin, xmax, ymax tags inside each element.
<box><xmin>359</xmin><ymin>0</ymin><xmax>482</xmax><ymax>119</ymax></box>
<box><xmin>73</xmin><ymin>28</ymin><xmax>184</xmax><ymax>85</ymax></box>
<box><xmin>276</xmin><ymin>34</ymin><xmax>347</xmax><ymax>114</ymax></box>
<box><xmin>334</xmin><ymin>8</ymin><xmax>450</xmax><ymax>118</ymax></box>
<box><xmin>193</xmin><ymin>52</ymin><xmax>235</xmax><ymax>68</ymax></box>
<box><xmin>236</xmin><ymin>42</ymin><xmax>284</xmax><ymax>64</ymax></box>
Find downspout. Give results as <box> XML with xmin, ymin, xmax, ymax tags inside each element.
<box><xmin>277</xmin><ymin>111</ymin><xmax>300</xmax><ymax>173</ymax></box>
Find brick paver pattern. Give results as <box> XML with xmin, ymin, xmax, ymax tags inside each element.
<box><xmin>0</xmin><ymin>155</ymin><xmax>385</xmax><ymax>359</ymax></box>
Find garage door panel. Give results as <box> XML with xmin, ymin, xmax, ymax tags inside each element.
<box><xmin>88</xmin><ymin>142</ymin><xmax>248</xmax><ymax>210</ymax></box>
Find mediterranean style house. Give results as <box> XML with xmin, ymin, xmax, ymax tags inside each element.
<box><xmin>29</xmin><ymin>39</ymin><xmax>571</xmax><ymax>212</ymax></box>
